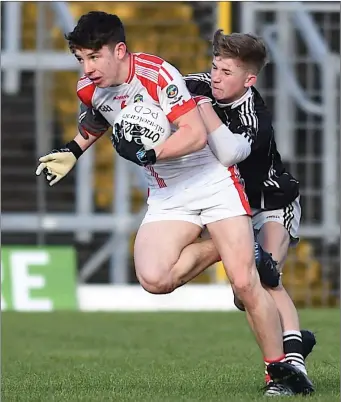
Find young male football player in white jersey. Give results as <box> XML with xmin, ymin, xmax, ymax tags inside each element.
<box><xmin>71</xmin><ymin>34</ymin><xmax>316</xmax><ymax>396</ymax></box>
<box><xmin>36</xmin><ymin>11</ymin><xmax>306</xmax><ymax>394</ymax></box>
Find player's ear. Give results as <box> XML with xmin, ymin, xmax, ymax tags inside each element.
<box><xmin>245</xmin><ymin>73</ymin><xmax>257</xmax><ymax>88</ymax></box>
<box><xmin>115</xmin><ymin>42</ymin><xmax>127</xmax><ymax>60</ymax></box>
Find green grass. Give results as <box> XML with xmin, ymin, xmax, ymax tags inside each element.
<box><xmin>2</xmin><ymin>309</ymin><xmax>340</xmax><ymax>401</ymax></box>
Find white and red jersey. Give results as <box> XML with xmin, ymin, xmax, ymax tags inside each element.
<box><xmin>77</xmin><ymin>52</ymin><xmax>233</xmax><ymax>189</ymax></box>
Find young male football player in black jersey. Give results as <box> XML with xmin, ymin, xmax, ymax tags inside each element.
<box><xmin>184</xmin><ymin>30</ymin><xmax>315</xmax><ymax>395</ymax></box>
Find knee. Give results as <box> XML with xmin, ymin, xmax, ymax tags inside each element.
<box><xmin>230</xmin><ymin>263</ymin><xmax>260</xmax><ymax>301</ymax></box>
<box><xmin>140</xmin><ymin>278</ymin><xmax>175</xmax><ymax>295</ymax></box>
<box><xmin>233</xmin><ymin>275</ymin><xmax>256</xmax><ymax>296</ymax></box>
<box><xmin>137</xmin><ymin>269</ymin><xmax>175</xmax><ymax>295</ymax></box>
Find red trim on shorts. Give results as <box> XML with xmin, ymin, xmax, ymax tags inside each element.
<box><xmin>228</xmin><ymin>166</ymin><xmax>252</xmax><ymax>216</ymax></box>
<box><xmin>146</xmin><ymin>166</ymin><xmax>167</xmax><ymax>188</ymax></box>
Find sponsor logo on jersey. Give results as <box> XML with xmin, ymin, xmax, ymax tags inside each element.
<box><xmin>99</xmin><ymin>104</ymin><xmax>113</xmax><ymax>112</ymax></box>
<box><xmin>134</xmin><ymin>94</ymin><xmax>144</xmax><ymax>103</ymax></box>
<box><xmin>169</xmin><ymin>95</ymin><xmax>183</xmax><ymax>105</ymax></box>
<box><xmin>121</xmin><ymin>111</ymin><xmax>165</xmax><ymax>134</ymax></box>
<box><xmin>166</xmin><ymin>84</ymin><xmax>178</xmax><ymax>98</ymax></box>
<box><xmin>113</xmin><ymin>95</ymin><xmax>129</xmax><ymax>100</ymax></box>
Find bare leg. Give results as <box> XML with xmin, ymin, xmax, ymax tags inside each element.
<box><xmin>257</xmin><ymin>222</ymin><xmax>300</xmax><ymax>331</ymax></box>
<box><xmin>207</xmin><ymin>216</ymin><xmax>284</xmax><ymax>360</ymax></box>
<box><xmin>257</xmin><ymin>222</ymin><xmax>306</xmax><ymax>373</ymax></box>
<box><xmin>171</xmin><ymin>239</ymin><xmax>220</xmax><ymax>288</ymax></box>
<box><xmin>134</xmin><ymin>220</ymin><xmax>205</xmax><ymax>293</ymax></box>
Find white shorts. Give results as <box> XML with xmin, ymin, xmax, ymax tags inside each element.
<box><xmin>141</xmin><ymin>174</ymin><xmax>251</xmax><ymax>228</ymax></box>
<box><xmin>199</xmin><ymin>195</ymin><xmax>301</xmax><ymax>244</ymax></box>
<box><xmin>252</xmin><ymin>196</ymin><xmax>301</xmax><ymax>246</ymax></box>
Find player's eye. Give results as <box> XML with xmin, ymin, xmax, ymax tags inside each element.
<box><xmin>212</xmin><ymin>64</ymin><xmax>217</xmax><ymax>70</ymax></box>
<box><xmin>76</xmin><ymin>58</ymin><xmax>83</xmax><ymax>64</ymax></box>
<box><xmin>90</xmin><ymin>55</ymin><xmax>98</xmax><ymax>61</ymax></box>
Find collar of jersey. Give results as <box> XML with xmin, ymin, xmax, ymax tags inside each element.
<box><xmin>215</xmin><ymin>87</ymin><xmax>252</xmax><ymax>109</ymax></box>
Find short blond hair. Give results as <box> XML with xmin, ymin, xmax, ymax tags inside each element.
<box><xmin>212</xmin><ymin>30</ymin><xmax>268</xmax><ymax>74</ymax></box>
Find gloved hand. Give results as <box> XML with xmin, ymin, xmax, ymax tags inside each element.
<box><xmin>112</xmin><ymin>122</ymin><xmax>156</xmax><ymax>167</ymax></box>
<box><xmin>35</xmin><ymin>140</ymin><xmax>83</xmax><ymax>186</ymax></box>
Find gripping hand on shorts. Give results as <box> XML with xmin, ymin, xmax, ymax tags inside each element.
<box><xmin>35</xmin><ymin>140</ymin><xmax>83</xmax><ymax>186</ymax></box>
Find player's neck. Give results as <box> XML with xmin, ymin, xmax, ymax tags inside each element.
<box><xmin>115</xmin><ymin>52</ymin><xmax>132</xmax><ymax>86</ymax></box>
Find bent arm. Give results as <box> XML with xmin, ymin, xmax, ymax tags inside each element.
<box><xmin>198</xmin><ymin>102</ymin><xmax>252</xmax><ymax>166</ymax></box>
<box><xmin>154</xmin><ymin>107</ymin><xmax>207</xmax><ymax>161</ymax></box>
<box><xmin>75</xmin><ymin>103</ymin><xmax>111</xmax><ymax>152</ymax></box>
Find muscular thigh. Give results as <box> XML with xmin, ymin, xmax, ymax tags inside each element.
<box><xmin>206</xmin><ymin>215</ymin><xmax>256</xmax><ymax>285</ymax></box>
<box><xmin>134</xmin><ymin>221</ymin><xmax>202</xmax><ymax>280</ymax></box>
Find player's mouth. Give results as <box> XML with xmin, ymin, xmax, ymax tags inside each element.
<box><xmin>90</xmin><ymin>77</ymin><xmax>102</xmax><ymax>85</ymax></box>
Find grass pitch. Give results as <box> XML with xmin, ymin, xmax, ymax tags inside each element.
<box><xmin>2</xmin><ymin>309</ymin><xmax>340</xmax><ymax>401</ymax></box>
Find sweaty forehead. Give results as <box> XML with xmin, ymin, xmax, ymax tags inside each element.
<box><xmin>213</xmin><ymin>56</ymin><xmax>243</xmax><ymax>71</ymax></box>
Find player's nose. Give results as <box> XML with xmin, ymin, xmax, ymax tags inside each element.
<box><xmin>211</xmin><ymin>73</ymin><xmax>221</xmax><ymax>84</ymax></box>
<box><xmin>83</xmin><ymin>61</ymin><xmax>95</xmax><ymax>76</ymax></box>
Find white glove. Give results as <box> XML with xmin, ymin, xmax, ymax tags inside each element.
<box><xmin>35</xmin><ymin>141</ymin><xmax>83</xmax><ymax>186</ymax></box>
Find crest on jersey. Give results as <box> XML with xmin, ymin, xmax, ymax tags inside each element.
<box><xmin>166</xmin><ymin>84</ymin><xmax>178</xmax><ymax>98</ymax></box>
<box><xmin>134</xmin><ymin>94</ymin><xmax>144</xmax><ymax>103</ymax></box>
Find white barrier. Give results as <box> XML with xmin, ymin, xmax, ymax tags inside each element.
<box><xmin>78</xmin><ymin>284</ymin><xmax>237</xmax><ymax>312</ymax></box>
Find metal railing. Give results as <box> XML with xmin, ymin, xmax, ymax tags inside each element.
<box><xmin>241</xmin><ymin>1</ymin><xmax>340</xmax><ymax>243</ymax></box>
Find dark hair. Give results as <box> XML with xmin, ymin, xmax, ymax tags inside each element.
<box><xmin>212</xmin><ymin>30</ymin><xmax>268</xmax><ymax>74</ymax></box>
<box><xmin>65</xmin><ymin>11</ymin><xmax>126</xmax><ymax>52</ymax></box>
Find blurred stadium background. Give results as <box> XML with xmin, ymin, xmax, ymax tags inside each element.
<box><xmin>1</xmin><ymin>1</ymin><xmax>340</xmax><ymax>311</ymax></box>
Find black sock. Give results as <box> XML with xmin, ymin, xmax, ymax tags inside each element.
<box><xmin>283</xmin><ymin>330</ymin><xmax>306</xmax><ymax>371</ymax></box>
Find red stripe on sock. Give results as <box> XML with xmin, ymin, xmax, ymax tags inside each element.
<box><xmin>264</xmin><ymin>354</ymin><xmax>286</xmax><ymax>364</ymax></box>
<box><xmin>264</xmin><ymin>355</ymin><xmax>285</xmax><ymax>385</ymax></box>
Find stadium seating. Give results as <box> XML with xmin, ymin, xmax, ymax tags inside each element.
<box><xmin>282</xmin><ymin>241</ymin><xmax>336</xmax><ymax>307</ymax></box>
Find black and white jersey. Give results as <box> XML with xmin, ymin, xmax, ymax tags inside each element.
<box><xmin>185</xmin><ymin>72</ymin><xmax>299</xmax><ymax>209</ymax></box>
